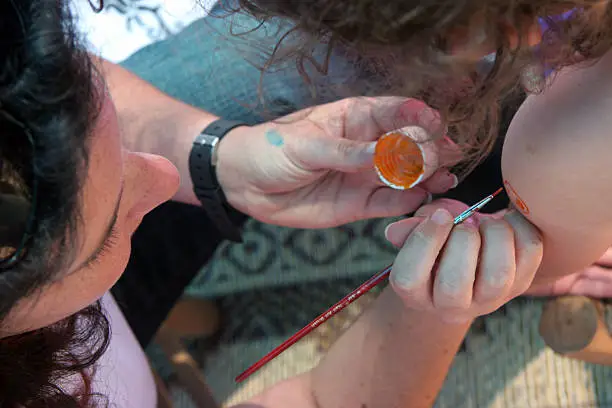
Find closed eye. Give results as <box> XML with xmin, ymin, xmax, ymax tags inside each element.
<box><xmin>80</xmin><ymin>225</ymin><xmax>120</xmax><ymax>269</ymax></box>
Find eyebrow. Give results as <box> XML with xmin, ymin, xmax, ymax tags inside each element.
<box><xmin>76</xmin><ymin>180</ymin><xmax>124</xmax><ymax>270</ymax></box>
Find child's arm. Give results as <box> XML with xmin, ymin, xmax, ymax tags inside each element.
<box><xmin>502</xmin><ymin>50</ymin><xmax>612</xmax><ymax>285</ymax></box>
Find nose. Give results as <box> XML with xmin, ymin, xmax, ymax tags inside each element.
<box><xmin>123</xmin><ymin>151</ymin><xmax>180</xmax><ymax>218</ymax></box>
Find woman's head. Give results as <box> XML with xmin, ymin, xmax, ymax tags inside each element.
<box><xmin>3</xmin><ymin>87</ymin><xmax>179</xmax><ymax>335</ymax></box>
<box><xmin>234</xmin><ymin>0</ymin><xmax>612</xmax><ymax>173</ymax></box>
<box><xmin>0</xmin><ymin>0</ymin><xmax>178</xmax><ymax>405</ymax></box>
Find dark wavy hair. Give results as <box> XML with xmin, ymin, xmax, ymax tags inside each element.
<box><xmin>0</xmin><ymin>0</ymin><xmax>109</xmax><ymax>407</ymax></box>
<box><xmin>226</xmin><ymin>0</ymin><xmax>612</xmax><ymax>176</ymax></box>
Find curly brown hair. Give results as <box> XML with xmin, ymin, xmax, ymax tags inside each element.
<box><xmin>227</xmin><ymin>0</ymin><xmax>612</xmax><ymax>175</ymax></box>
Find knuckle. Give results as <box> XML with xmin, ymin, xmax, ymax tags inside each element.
<box><xmin>390</xmin><ymin>265</ymin><xmax>419</xmax><ymax>292</ymax></box>
<box><xmin>339</xmin><ymin>97</ymin><xmax>359</xmax><ymax>111</ymax></box>
<box><xmin>390</xmin><ymin>279</ymin><xmax>428</xmax><ymax>309</ymax></box>
<box><xmin>481</xmin><ymin>218</ymin><xmax>514</xmax><ymax>238</ymax></box>
<box><xmin>518</xmin><ymin>218</ymin><xmax>544</xmax><ymax>245</ymax></box>
<box><xmin>505</xmin><ymin>211</ymin><xmax>543</xmax><ymax>246</ymax></box>
<box><xmin>334</xmin><ymin>139</ymin><xmax>353</xmax><ymax>159</ymax></box>
<box><xmin>476</xmin><ymin>260</ymin><xmax>514</xmax><ymax>300</ymax></box>
<box><xmin>436</xmin><ymin>279</ymin><xmax>465</xmax><ymax>298</ymax></box>
<box><xmin>434</xmin><ymin>277</ymin><xmax>472</xmax><ymax>309</ymax></box>
<box><xmin>482</xmin><ymin>264</ymin><xmax>514</xmax><ymax>290</ymax></box>
<box><xmin>447</xmin><ymin>225</ymin><xmax>481</xmax><ymax>256</ymax></box>
<box><xmin>522</xmin><ymin>234</ymin><xmax>544</xmax><ymax>261</ymax></box>
<box><xmin>411</xmin><ymin>227</ymin><xmax>439</xmax><ymax>247</ymax></box>
<box><xmin>456</xmin><ymin>224</ymin><xmax>481</xmax><ymax>245</ymax></box>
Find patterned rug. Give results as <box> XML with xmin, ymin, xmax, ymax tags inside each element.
<box><xmin>186</xmin><ymin>217</ymin><xmax>399</xmax><ymax>299</ymax></box>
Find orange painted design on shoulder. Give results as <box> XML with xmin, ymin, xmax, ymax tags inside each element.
<box><xmin>504</xmin><ymin>179</ymin><xmax>530</xmax><ymax>215</ymax></box>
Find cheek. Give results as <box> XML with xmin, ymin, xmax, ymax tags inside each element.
<box><xmin>101</xmin><ymin>242</ymin><xmax>132</xmax><ymax>289</ymax></box>
<box><xmin>5</xmin><ymin>235</ymin><xmax>133</xmax><ymax>335</ymax></box>
<box><xmin>75</xmin><ymin>234</ymin><xmax>133</xmax><ymax>306</ymax></box>
<box><xmin>69</xmin><ymin>223</ymin><xmax>134</xmax><ymax>307</ymax></box>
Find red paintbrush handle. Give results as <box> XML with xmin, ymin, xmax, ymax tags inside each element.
<box><xmin>235</xmin><ymin>265</ymin><xmax>392</xmax><ymax>382</ymax></box>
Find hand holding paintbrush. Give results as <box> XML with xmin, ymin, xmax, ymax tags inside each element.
<box><xmin>235</xmin><ymin>187</ymin><xmax>546</xmax><ymax>382</ymax></box>
<box><xmin>385</xmin><ymin>199</ymin><xmax>542</xmax><ymax>325</ymax></box>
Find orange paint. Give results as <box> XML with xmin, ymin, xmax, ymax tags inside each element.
<box><xmin>504</xmin><ymin>179</ymin><xmax>530</xmax><ymax>215</ymax></box>
<box><xmin>374</xmin><ymin>131</ymin><xmax>425</xmax><ymax>189</ymax></box>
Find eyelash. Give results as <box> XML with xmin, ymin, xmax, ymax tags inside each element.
<box><xmin>84</xmin><ymin>226</ymin><xmax>120</xmax><ymax>269</ymax></box>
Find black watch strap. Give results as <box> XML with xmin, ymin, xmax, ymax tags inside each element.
<box><xmin>189</xmin><ymin>119</ymin><xmax>248</xmax><ymax>242</ymax></box>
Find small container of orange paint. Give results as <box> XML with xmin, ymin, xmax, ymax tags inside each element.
<box><xmin>374</xmin><ymin>126</ymin><xmax>439</xmax><ymax>190</ymax></box>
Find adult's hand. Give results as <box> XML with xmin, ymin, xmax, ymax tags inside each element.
<box><xmin>386</xmin><ymin>199</ymin><xmax>544</xmax><ymax>323</ymax></box>
<box><xmin>215</xmin><ymin>97</ymin><xmax>461</xmax><ymax>228</ymax></box>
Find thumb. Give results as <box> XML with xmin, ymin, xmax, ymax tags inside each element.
<box><xmin>303</xmin><ymin>138</ymin><xmax>377</xmax><ymax>173</ymax></box>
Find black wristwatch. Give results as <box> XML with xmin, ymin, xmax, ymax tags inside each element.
<box><xmin>189</xmin><ymin>119</ymin><xmax>249</xmax><ymax>242</ymax></box>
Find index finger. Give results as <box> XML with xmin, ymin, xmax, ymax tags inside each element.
<box><xmin>359</xmin><ymin>97</ymin><xmax>446</xmax><ymax>138</ymax></box>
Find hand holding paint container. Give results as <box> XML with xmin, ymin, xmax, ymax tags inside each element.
<box><xmin>374</xmin><ymin>126</ymin><xmax>439</xmax><ymax>190</ymax></box>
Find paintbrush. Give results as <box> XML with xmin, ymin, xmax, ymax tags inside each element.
<box><xmin>235</xmin><ymin>187</ymin><xmax>504</xmax><ymax>383</ymax></box>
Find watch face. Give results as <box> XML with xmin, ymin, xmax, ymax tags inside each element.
<box><xmin>211</xmin><ymin>140</ymin><xmax>219</xmax><ymax>167</ymax></box>
<box><xmin>194</xmin><ymin>132</ymin><xmax>219</xmax><ymax>166</ymax></box>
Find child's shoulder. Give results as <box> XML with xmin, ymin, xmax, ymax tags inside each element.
<box><xmin>501</xmin><ymin>50</ymin><xmax>612</xmax><ymax>280</ymax></box>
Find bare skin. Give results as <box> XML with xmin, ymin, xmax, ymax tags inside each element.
<box><xmin>449</xmin><ymin>6</ymin><xmax>612</xmax><ymax>298</ymax></box>
<box><xmin>502</xmin><ymin>50</ymin><xmax>612</xmax><ymax>290</ymax></box>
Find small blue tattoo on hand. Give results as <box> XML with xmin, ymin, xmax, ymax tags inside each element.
<box><xmin>265</xmin><ymin>129</ymin><xmax>284</xmax><ymax>147</ymax></box>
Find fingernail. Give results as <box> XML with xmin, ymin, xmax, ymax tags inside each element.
<box><xmin>365</xmin><ymin>141</ymin><xmax>377</xmax><ymax>155</ymax></box>
<box><xmin>424</xmin><ymin>192</ymin><xmax>433</xmax><ymax>205</ymax></box>
<box><xmin>450</xmin><ymin>173</ymin><xmax>459</xmax><ymax>189</ymax></box>
<box><xmin>431</xmin><ymin>208</ymin><xmax>453</xmax><ymax>225</ymax></box>
<box><xmin>384</xmin><ymin>223</ymin><xmax>392</xmax><ymax>240</ymax></box>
